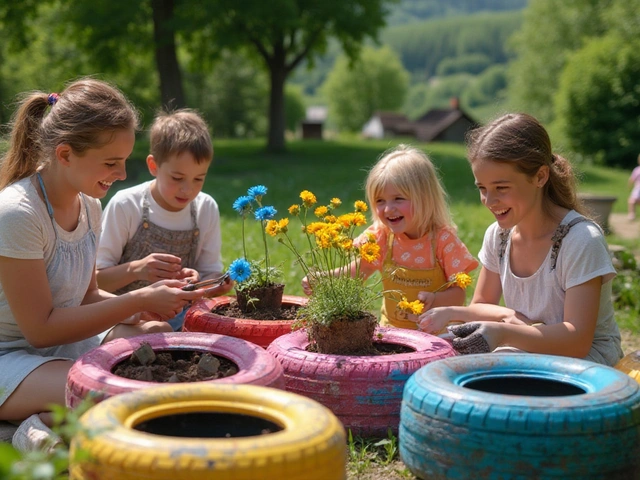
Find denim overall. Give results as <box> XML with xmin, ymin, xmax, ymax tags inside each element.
<box><xmin>380</xmin><ymin>233</ymin><xmax>447</xmax><ymax>330</ymax></box>
<box><xmin>116</xmin><ymin>188</ymin><xmax>199</xmax><ymax>330</ymax></box>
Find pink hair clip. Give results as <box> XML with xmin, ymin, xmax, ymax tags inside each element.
<box><xmin>47</xmin><ymin>93</ymin><xmax>59</xmax><ymax>106</ymax></box>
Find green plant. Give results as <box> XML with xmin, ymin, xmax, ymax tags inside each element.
<box><xmin>229</xmin><ymin>185</ymin><xmax>282</xmax><ymax>291</ymax></box>
<box><xmin>271</xmin><ymin>191</ymin><xmax>381</xmax><ymax>326</ymax></box>
<box><xmin>0</xmin><ymin>400</ymin><xmax>95</xmax><ymax>480</ymax></box>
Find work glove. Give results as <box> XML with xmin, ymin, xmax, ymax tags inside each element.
<box><xmin>448</xmin><ymin>322</ymin><xmax>491</xmax><ymax>354</ymax></box>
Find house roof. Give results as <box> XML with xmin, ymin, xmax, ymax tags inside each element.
<box><xmin>374</xmin><ymin>111</ymin><xmax>409</xmax><ymax>130</ymax></box>
<box><xmin>413</xmin><ymin>108</ymin><xmax>477</xmax><ymax>142</ymax></box>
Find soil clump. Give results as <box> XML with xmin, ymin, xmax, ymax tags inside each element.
<box><xmin>114</xmin><ymin>344</ymin><xmax>238</xmax><ymax>383</ymax></box>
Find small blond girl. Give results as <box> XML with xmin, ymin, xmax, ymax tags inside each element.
<box><xmin>355</xmin><ymin>144</ymin><xmax>479</xmax><ymax>330</ymax></box>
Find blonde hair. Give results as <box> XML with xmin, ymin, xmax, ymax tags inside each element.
<box><xmin>149</xmin><ymin>109</ymin><xmax>212</xmax><ymax>165</ymax></box>
<box><xmin>0</xmin><ymin>78</ymin><xmax>139</xmax><ymax>190</ymax></box>
<box><xmin>365</xmin><ymin>144</ymin><xmax>452</xmax><ymax>238</ymax></box>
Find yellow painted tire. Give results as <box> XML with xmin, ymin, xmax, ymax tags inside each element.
<box><xmin>69</xmin><ymin>383</ymin><xmax>346</xmax><ymax>480</ymax></box>
<box><xmin>615</xmin><ymin>350</ymin><xmax>640</xmax><ymax>383</ymax></box>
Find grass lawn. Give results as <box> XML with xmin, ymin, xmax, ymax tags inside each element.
<box><xmin>113</xmin><ymin>137</ymin><xmax>639</xmax><ymax>479</ymax></box>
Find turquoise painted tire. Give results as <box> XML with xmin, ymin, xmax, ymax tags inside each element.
<box><xmin>400</xmin><ymin>353</ymin><xmax>640</xmax><ymax>479</ymax></box>
<box><xmin>70</xmin><ymin>383</ymin><xmax>346</xmax><ymax>480</ymax></box>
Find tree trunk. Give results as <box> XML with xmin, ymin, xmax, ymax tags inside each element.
<box><xmin>267</xmin><ymin>51</ymin><xmax>287</xmax><ymax>153</ymax></box>
<box><xmin>151</xmin><ymin>0</ymin><xmax>185</xmax><ymax>109</ymax></box>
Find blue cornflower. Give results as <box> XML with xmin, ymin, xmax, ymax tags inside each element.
<box><xmin>255</xmin><ymin>206</ymin><xmax>277</xmax><ymax>221</ymax></box>
<box><xmin>233</xmin><ymin>195</ymin><xmax>253</xmax><ymax>214</ymax></box>
<box><xmin>248</xmin><ymin>185</ymin><xmax>267</xmax><ymax>200</ymax></box>
<box><xmin>228</xmin><ymin>258</ymin><xmax>252</xmax><ymax>283</ymax></box>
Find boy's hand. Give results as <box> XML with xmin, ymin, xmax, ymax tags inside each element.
<box><xmin>132</xmin><ymin>253</ymin><xmax>182</xmax><ymax>282</ymax></box>
<box><xmin>301</xmin><ymin>276</ymin><xmax>312</xmax><ymax>296</ymax></box>
<box><xmin>177</xmin><ymin>268</ymin><xmax>199</xmax><ymax>283</ymax></box>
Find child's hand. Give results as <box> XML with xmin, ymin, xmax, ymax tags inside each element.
<box><xmin>177</xmin><ymin>267</ymin><xmax>199</xmax><ymax>283</ymax></box>
<box><xmin>417</xmin><ymin>307</ymin><xmax>455</xmax><ymax>334</ymax></box>
<box><xmin>301</xmin><ymin>276</ymin><xmax>312</xmax><ymax>296</ymax></box>
<box><xmin>448</xmin><ymin>322</ymin><xmax>504</xmax><ymax>354</ymax></box>
<box><xmin>132</xmin><ymin>253</ymin><xmax>183</xmax><ymax>283</ymax></box>
<box><xmin>417</xmin><ymin>291</ymin><xmax>436</xmax><ymax>311</ymax></box>
<box><xmin>135</xmin><ymin>279</ymin><xmax>205</xmax><ymax>319</ymax></box>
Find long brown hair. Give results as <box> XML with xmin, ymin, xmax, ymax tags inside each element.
<box><xmin>0</xmin><ymin>78</ymin><xmax>139</xmax><ymax>190</ymax></box>
<box><xmin>466</xmin><ymin>113</ymin><xmax>584</xmax><ymax>216</ymax></box>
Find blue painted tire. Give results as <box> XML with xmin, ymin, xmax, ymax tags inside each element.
<box><xmin>399</xmin><ymin>353</ymin><xmax>640</xmax><ymax>480</ymax></box>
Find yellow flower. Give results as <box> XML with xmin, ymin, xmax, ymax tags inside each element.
<box><xmin>352</xmin><ymin>212</ymin><xmax>367</xmax><ymax>226</ymax></box>
<box><xmin>451</xmin><ymin>272</ymin><xmax>473</xmax><ymax>289</ymax></box>
<box><xmin>278</xmin><ymin>218</ymin><xmax>289</xmax><ymax>233</ymax></box>
<box><xmin>324</xmin><ymin>215</ymin><xmax>337</xmax><ymax>224</ymax></box>
<box><xmin>330</xmin><ymin>198</ymin><xmax>342</xmax><ymax>208</ymax></box>
<box><xmin>306</xmin><ymin>222</ymin><xmax>326</xmax><ymax>234</ymax></box>
<box><xmin>314</xmin><ymin>206</ymin><xmax>329</xmax><ymax>218</ymax></box>
<box><xmin>365</xmin><ymin>232</ymin><xmax>377</xmax><ymax>243</ymax></box>
<box><xmin>338</xmin><ymin>237</ymin><xmax>353</xmax><ymax>251</ymax></box>
<box><xmin>300</xmin><ymin>190</ymin><xmax>317</xmax><ymax>207</ymax></box>
<box><xmin>397</xmin><ymin>296</ymin><xmax>424</xmax><ymax>315</ymax></box>
<box><xmin>316</xmin><ymin>233</ymin><xmax>332</xmax><ymax>249</ymax></box>
<box><xmin>359</xmin><ymin>242</ymin><xmax>381</xmax><ymax>263</ymax></box>
<box><xmin>354</xmin><ymin>200</ymin><xmax>368</xmax><ymax>212</ymax></box>
<box><xmin>288</xmin><ymin>204</ymin><xmax>300</xmax><ymax>215</ymax></box>
<box><xmin>265</xmin><ymin>219</ymin><xmax>279</xmax><ymax>237</ymax></box>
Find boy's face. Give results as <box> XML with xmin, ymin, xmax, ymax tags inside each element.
<box><xmin>147</xmin><ymin>151</ymin><xmax>211</xmax><ymax>212</ymax></box>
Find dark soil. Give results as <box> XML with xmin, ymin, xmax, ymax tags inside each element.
<box><xmin>113</xmin><ymin>348</ymin><xmax>238</xmax><ymax>383</ymax></box>
<box><xmin>212</xmin><ymin>300</ymin><xmax>301</xmax><ymax>321</ymax></box>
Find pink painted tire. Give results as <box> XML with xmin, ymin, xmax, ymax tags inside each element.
<box><xmin>183</xmin><ymin>295</ymin><xmax>308</xmax><ymax>348</ymax></box>
<box><xmin>66</xmin><ymin>332</ymin><xmax>285</xmax><ymax>409</ymax></box>
<box><xmin>266</xmin><ymin>327</ymin><xmax>456</xmax><ymax>437</ymax></box>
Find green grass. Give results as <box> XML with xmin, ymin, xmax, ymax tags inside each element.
<box><xmin>114</xmin><ymin>137</ymin><xmax>635</xmax><ymax>301</ymax></box>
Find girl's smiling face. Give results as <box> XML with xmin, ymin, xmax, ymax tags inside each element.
<box><xmin>472</xmin><ymin>159</ymin><xmax>544</xmax><ymax>229</ymax></box>
<box><xmin>374</xmin><ymin>184</ymin><xmax>419</xmax><ymax>239</ymax></box>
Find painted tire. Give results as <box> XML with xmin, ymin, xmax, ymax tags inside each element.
<box><xmin>66</xmin><ymin>332</ymin><xmax>284</xmax><ymax>409</ymax></box>
<box><xmin>266</xmin><ymin>327</ymin><xmax>456</xmax><ymax>437</ymax></box>
<box><xmin>400</xmin><ymin>353</ymin><xmax>640</xmax><ymax>480</ymax></box>
<box><xmin>615</xmin><ymin>350</ymin><xmax>640</xmax><ymax>383</ymax></box>
<box><xmin>69</xmin><ymin>383</ymin><xmax>347</xmax><ymax>480</ymax></box>
<box><xmin>183</xmin><ymin>295</ymin><xmax>308</xmax><ymax>348</ymax></box>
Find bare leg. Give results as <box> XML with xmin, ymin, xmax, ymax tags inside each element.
<box><xmin>103</xmin><ymin>320</ymin><xmax>172</xmax><ymax>344</ymax></box>
<box><xmin>0</xmin><ymin>360</ymin><xmax>72</xmax><ymax>424</ymax></box>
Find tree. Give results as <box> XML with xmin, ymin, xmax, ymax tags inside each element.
<box><xmin>322</xmin><ymin>45</ymin><xmax>409</xmax><ymax>132</ymax></box>
<box><xmin>555</xmin><ymin>35</ymin><xmax>640</xmax><ymax>168</ymax></box>
<box><xmin>507</xmin><ymin>0</ymin><xmax>610</xmax><ymax>123</ymax></box>
<box><xmin>60</xmin><ymin>0</ymin><xmax>185</xmax><ymax>109</ymax></box>
<box><xmin>191</xmin><ymin>0</ymin><xmax>397</xmax><ymax>151</ymax></box>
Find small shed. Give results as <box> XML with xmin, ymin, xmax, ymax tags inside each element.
<box><xmin>301</xmin><ymin>106</ymin><xmax>327</xmax><ymax>140</ymax></box>
<box><xmin>413</xmin><ymin>99</ymin><xmax>477</xmax><ymax>143</ymax></box>
<box><xmin>362</xmin><ymin>111</ymin><xmax>412</xmax><ymax>139</ymax></box>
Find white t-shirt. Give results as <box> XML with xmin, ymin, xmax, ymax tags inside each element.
<box><xmin>0</xmin><ymin>176</ymin><xmax>102</xmax><ymax>343</ymax></box>
<box><xmin>97</xmin><ymin>181</ymin><xmax>223</xmax><ymax>278</ymax></box>
<box><xmin>479</xmin><ymin>210</ymin><xmax>623</xmax><ymax>366</ymax></box>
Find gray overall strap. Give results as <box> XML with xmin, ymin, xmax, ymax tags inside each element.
<box><xmin>498</xmin><ymin>216</ymin><xmax>593</xmax><ymax>271</ymax></box>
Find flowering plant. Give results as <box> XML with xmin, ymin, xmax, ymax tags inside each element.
<box><xmin>269</xmin><ymin>190</ymin><xmax>381</xmax><ymax>327</ymax></box>
<box><xmin>228</xmin><ymin>185</ymin><xmax>282</xmax><ymax>293</ymax></box>
<box><xmin>395</xmin><ymin>272</ymin><xmax>474</xmax><ymax>316</ymax></box>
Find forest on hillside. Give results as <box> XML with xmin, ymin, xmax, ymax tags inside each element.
<box><xmin>1</xmin><ymin>0</ymin><xmax>639</xmax><ymax>166</ymax></box>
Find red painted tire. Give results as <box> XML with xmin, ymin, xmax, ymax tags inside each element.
<box><xmin>66</xmin><ymin>332</ymin><xmax>285</xmax><ymax>409</ymax></box>
<box><xmin>183</xmin><ymin>295</ymin><xmax>308</xmax><ymax>348</ymax></box>
<box><xmin>266</xmin><ymin>327</ymin><xmax>456</xmax><ymax>437</ymax></box>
